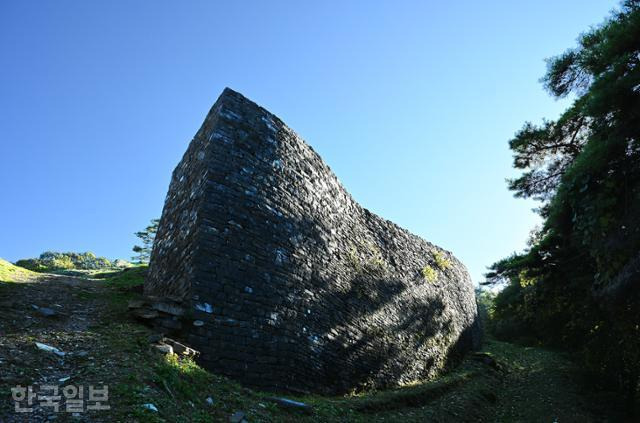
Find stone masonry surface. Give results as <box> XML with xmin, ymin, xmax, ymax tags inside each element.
<box><xmin>146</xmin><ymin>88</ymin><xmax>481</xmax><ymax>394</ymax></box>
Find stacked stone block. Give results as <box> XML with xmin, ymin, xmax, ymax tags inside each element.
<box><xmin>146</xmin><ymin>88</ymin><xmax>480</xmax><ymax>393</ymax></box>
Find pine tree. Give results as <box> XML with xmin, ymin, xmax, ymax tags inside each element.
<box><xmin>487</xmin><ymin>0</ymin><xmax>640</xmax><ymax>408</ymax></box>
<box><xmin>132</xmin><ymin>218</ymin><xmax>160</xmax><ymax>263</ymax></box>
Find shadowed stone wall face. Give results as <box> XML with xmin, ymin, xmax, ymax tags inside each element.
<box><xmin>147</xmin><ymin>88</ymin><xmax>481</xmax><ymax>394</ymax></box>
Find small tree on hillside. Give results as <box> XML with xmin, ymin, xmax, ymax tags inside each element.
<box><xmin>132</xmin><ymin>218</ymin><xmax>160</xmax><ymax>263</ymax></box>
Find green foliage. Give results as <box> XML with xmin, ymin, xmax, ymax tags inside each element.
<box><xmin>3</xmin><ymin>261</ymin><xmax>625</xmax><ymax>420</ymax></box>
<box><xmin>0</xmin><ymin>258</ymin><xmax>36</xmax><ymax>283</ymax></box>
<box><xmin>96</xmin><ymin>322</ymin><xmax>511</xmax><ymax>422</ymax></box>
<box><xmin>475</xmin><ymin>289</ymin><xmax>496</xmax><ymax>333</ymax></box>
<box><xmin>433</xmin><ymin>251</ymin><xmax>451</xmax><ymax>270</ymax></box>
<box><xmin>347</xmin><ymin>241</ymin><xmax>387</xmax><ymax>275</ymax></box>
<box><xmin>132</xmin><ymin>218</ymin><xmax>160</xmax><ymax>263</ymax></box>
<box><xmin>15</xmin><ymin>251</ymin><xmax>113</xmax><ymax>273</ymax></box>
<box><xmin>421</xmin><ymin>265</ymin><xmax>438</xmax><ymax>283</ymax></box>
<box><xmin>418</xmin><ymin>251</ymin><xmax>451</xmax><ymax>285</ymax></box>
<box><xmin>154</xmin><ymin>354</ymin><xmax>214</xmax><ymax>401</ymax></box>
<box><xmin>364</xmin><ymin>242</ymin><xmax>387</xmax><ymax>274</ymax></box>
<box><xmin>488</xmin><ymin>0</ymin><xmax>640</xmax><ymax>408</ymax></box>
<box><xmin>14</xmin><ymin>258</ymin><xmax>48</xmax><ymax>272</ymax></box>
<box><xmin>347</xmin><ymin>246</ymin><xmax>363</xmax><ymax>273</ymax></box>
<box><xmin>99</xmin><ymin>265</ymin><xmax>147</xmax><ymax>289</ymax></box>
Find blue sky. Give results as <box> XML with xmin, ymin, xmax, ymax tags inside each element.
<box><xmin>0</xmin><ymin>1</ymin><xmax>618</xmax><ymax>282</ymax></box>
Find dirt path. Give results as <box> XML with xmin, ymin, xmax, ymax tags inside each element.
<box><xmin>485</xmin><ymin>340</ymin><xmax>619</xmax><ymax>422</ymax></box>
<box><xmin>0</xmin><ymin>274</ymin><xmax>110</xmax><ymax>422</ymax></box>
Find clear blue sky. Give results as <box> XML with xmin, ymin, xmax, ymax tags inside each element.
<box><xmin>0</xmin><ymin>1</ymin><xmax>617</xmax><ymax>283</ymax></box>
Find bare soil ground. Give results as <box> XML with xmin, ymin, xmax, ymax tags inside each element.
<box><xmin>0</xmin><ymin>275</ymin><xmax>112</xmax><ymax>422</ymax></box>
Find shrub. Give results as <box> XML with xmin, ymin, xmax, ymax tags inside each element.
<box><xmin>433</xmin><ymin>251</ymin><xmax>451</xmax><ymax>270</ymax></box>
<box><xmin>15</xmin><ymin>259</ymin><xmax>48</xmax><ymax>272</ymax></box>
<box><xmin>50</xmin><ymin>255</ymin><xmax>75</xmax><ymax>270</ymax></box>
<box><xmin>475</xmin><ymin>288</ymin><xmax>496</xmax><ymax>334</ymax></box>
<box><xmin>15</xmin><ymin>251</ymin><xmax>113</xmax><ymax>272</ymax></box>
<box><xmin>347</xmin><ymin>242</ymin><xmax>387</xmax><ymax>275</ymax></box>
<box><xmin>421</xmin><ymin>265</ymin><xmax>438</xmax><ymax>283</ymax></box>
<box><xmin>347</xmin><ymin>246</ymin><xmax>362</xmax><ymax>272</ymax></box>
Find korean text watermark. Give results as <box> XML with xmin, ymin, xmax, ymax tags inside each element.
<box><xmin>11</xmin><ymin>384</ymin><xmax>110</xmax><ymax>413</ymax></box>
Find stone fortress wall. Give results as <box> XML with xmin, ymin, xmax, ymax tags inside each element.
<box><xmin>146</xmin><ymin>88</ymin><xmax>480</xmax><ymax>393</ymax></box>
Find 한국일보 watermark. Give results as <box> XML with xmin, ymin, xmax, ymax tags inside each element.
<box><xmin>11</xmin><ymin>384</ymin><xmax>110</xmax><ymax>413</ymax></box>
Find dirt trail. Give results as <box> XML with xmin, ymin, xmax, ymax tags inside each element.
<box><xmin>486</xmin><ymin>341</ymin><xmax>616</xmax><ymax>422</ymax></box>
<box><xmin>0</xmin><ymin>275</ymin><xmax>109</xmax><ymax>422</ymax></box>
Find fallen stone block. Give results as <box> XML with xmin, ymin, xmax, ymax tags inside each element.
<box><xmin>265</xmin><ymin>397</ymin><xmax>313</xmax><ymax>414</ymax></box>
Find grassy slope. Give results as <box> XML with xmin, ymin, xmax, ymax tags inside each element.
<box><xmin>90</xmin><ymin>269</ymin><xmax>498</xmax><ymax>422</ymax></box>
<box><xmin>0</xmin><ymin>264</ymin><xmax>621</xmax><ymax>421</ymax></box>
<box><xmin>0</xmin><ymin>258</ymin><xmax>37</xmax><ymax>283</ymax></box>
<box><xmin>88</xmin><ymin>268</ymin><xmax>621</xmax><ymax>422</ymax></box>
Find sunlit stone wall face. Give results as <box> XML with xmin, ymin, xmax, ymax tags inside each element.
<box><xmin>147</xmin><ymin>88</ymin><xmax>481</xmax><ymax>394</ymax></box>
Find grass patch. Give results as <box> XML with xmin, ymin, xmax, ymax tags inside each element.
<box><xmin>421</xmin><ymin>265</ymin><xmax>438</xmax><ymax>283</ymax></box>
<box><xmin>1</xmin><ymin>259</ymin><xmax>626</xmax><ymax>421</ymax></box>
<box><xmin>352</xmin><ymin>371</ymin><xmax>475</xmax><ymax>413</ymax></box>
<box><xmin>4</xmin><ymin>267</ymin><xmax>611</xmax><ymax>422</ymax></box>
<box><xmin>0</xmin><ymin>258</ymin><xmax>37</xmax><ymax>283</ymax></box>
<box><xmin>97</xmin><ymin>265</ymin><xmax>148</xmax><ymax>289</ymax></box>
<box><xmin>94</xmin><ymin>321</ymin><xmax>503</xmax><ymax>422</ymax></box>
<box><xmin>87</xmin><ymin>272</ymin><xmax>506</xmax><ymax>422</ymax></box>
<box><xmin>92</xmin><ymin>321</ymin><xmax>266</xmax><ymax>422</ymax></box>
<box><xmin>433</xmin><ymin>251</ymin><xmax>451</xmax><ymax>270</ymax></box>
